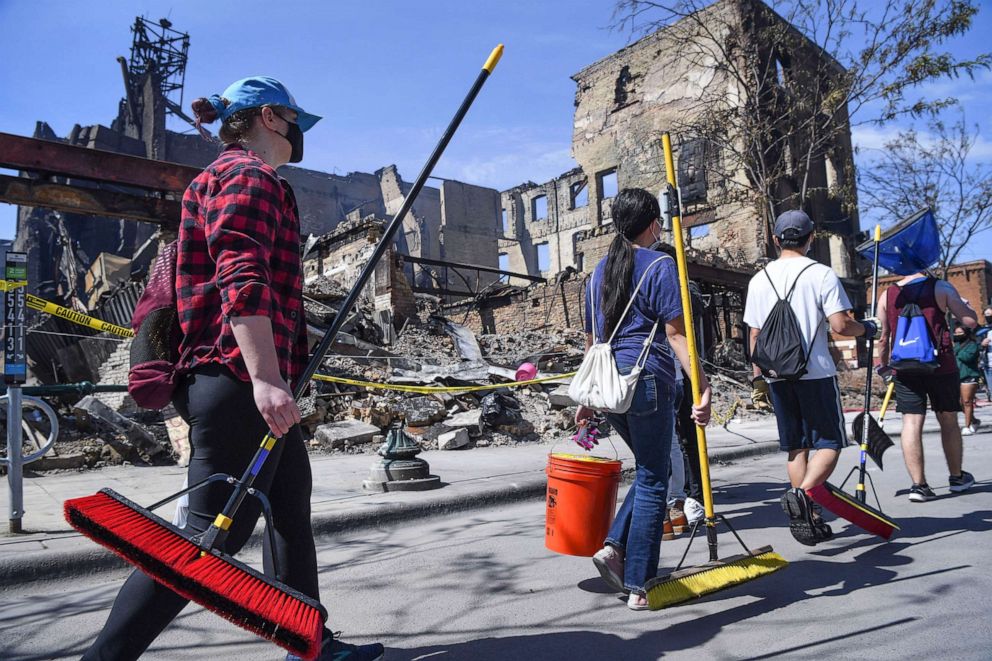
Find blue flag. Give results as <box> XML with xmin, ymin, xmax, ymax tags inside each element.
<box><xmin>858</xmin><ymin>208</ymin><xmax>941</xmax><ymax>275</ymax></box>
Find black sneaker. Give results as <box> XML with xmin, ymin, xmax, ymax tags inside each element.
<box><xmin>781</xmin><ymin>488</ymin><xmax>819</xmax><ymax>546</ymax></box>
<box><xmin>908</xmin><ymin>483</ymin><xmax>937</xmax><ymax>502</ymax></box>
<box><xmin>808</xmin><ymin>500</ymin><xmax>833</xmax><ymax>541</ymax></box>
<box><xmin>949</xmin><ymin>471</ymin><xmax>976</xmax><ymax>493</ymax></box>
<box><xmin>287</xmin><ymin>633</ymin><xmax>385</xmax><ymax>661</ymax></box>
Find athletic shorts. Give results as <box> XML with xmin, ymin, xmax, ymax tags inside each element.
<box><xmin>894</xmin><ymin>372</ymin><xmax>962</xmax><ymax>414</ymax></box>
<box><xmin>767</xmin><ymin>377</ymin><xmax>847</xmax><ymax>452</ymax></box>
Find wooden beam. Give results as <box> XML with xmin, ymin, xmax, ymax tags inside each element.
<box><xmin>0</xmin><ymin>132</ymin><xmax>200</xmax><ymax>193</ymax></box>
<box><xmin>0</xmin><ymin>174</ymin><xmax>180</xmax><ymax>225</ymax></box>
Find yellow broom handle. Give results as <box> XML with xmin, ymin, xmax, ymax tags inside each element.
<box><xmin>879</xmin><ymin>380</ymin><xmax>895</xmax><ymax>422</ymax></box>
<box><xmin>661</xmin><ymin>133</ymin><xmax>715</xmax><ymax>520</ymax></box>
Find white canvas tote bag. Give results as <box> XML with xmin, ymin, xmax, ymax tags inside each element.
<box><xmin>568</xmin><ymin>255</ymin><xmax>671</xmax><ymax>413</ymax></box>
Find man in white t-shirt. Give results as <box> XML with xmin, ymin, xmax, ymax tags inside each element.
<box><xmin>744</xmin><ymin>210</ymin><xmax>877</xmax><ymax>546</ymax></box>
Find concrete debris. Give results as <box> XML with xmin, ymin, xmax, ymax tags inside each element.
<box><xmin>437</xmin><ymin>428</ymin><xmax>470</xmax><ymax>451</ymax></box>
<box><xmin>396</xmin><ymin>396</ymin><xmax>447</xmax><ymax>427</ymax></box>
<box><xmin>548</xmin><ymin>385</ymin><xmax>576</xmax><ymax>408</ymax></box>
<box><xmin>313</xmin><ymin>419</ymin><xmax>382</xmax><ymax>450</ymax></box>
<box><xmin>441</xmin><ymin>409</ymin><xmax>483</xmax><ymax>436</ymax></box>
<box><xmin>72</xmin><ymin>396</ymin><xmax>169</xmax><ymax>461</ymax></box>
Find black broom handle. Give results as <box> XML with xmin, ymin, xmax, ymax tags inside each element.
<box><xmin>857</xmin><ymin>226</ymin><xmax>882</xmax><ymax>503</ymax></box>
<box><xmin>199</xmin><ymin>45</ymin><xmax>505</xmax><ymax>552</ymax></box>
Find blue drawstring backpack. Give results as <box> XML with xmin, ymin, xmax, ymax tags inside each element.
<box><xmin>890</xmin><ymin>290</ymin><xmax>939</xmax><ymax>373</ymax></box>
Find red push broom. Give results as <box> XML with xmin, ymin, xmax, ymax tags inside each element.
<box><xmin>807</xmin><ymin>224</ymin><xmax>899</xmax><ymax>540</ymax></box>
<box><xmin>64</xmin><ymin>44</ymin><xmax>504</xmax><ymax>660</ymax></box>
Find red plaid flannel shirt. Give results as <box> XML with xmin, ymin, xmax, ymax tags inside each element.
<box><xmin>176</xmin><ymin>145</ymin><xmax>307</xmax><ymax>387</ymax></box>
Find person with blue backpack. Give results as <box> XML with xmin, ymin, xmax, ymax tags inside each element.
<box><xmin>744</xmin><ymin>210</ymin><xmax>878</xmax><ymax>546</ymax></box>
<box><xmin>876</xmin><ymin>270</ymin><xmax>977</xmax><ymax>502</ymax></box>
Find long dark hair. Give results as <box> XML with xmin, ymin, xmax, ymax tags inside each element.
<box><xmin>601</xmin><ymin>188</ymin><xmax>659</xmax><ymax>336</ymax></box>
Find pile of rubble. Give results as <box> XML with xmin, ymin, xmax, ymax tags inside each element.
<box><xmin>299</xmin><ymin>311</ymin><xmax>585</xmax><ymax>455</ymax></box>
<box><xmin>15</xmin><ymin>272</ymin><xmax>786</xmax><ymax>472</ymax></box>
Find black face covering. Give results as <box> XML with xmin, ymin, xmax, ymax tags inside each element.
<box><xmin>277</xmin><ymin>117</ymin><xmax>304</xmax><ymax>163</ymax></box>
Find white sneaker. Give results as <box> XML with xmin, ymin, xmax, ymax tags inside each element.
<box><xmin>592</xmin><ymin>545</ymin><xmax>625</xmax><ymax>593</ymax></box>
<box><xmin>962</xmin><ymin>425</ymin><xmax>975</xmax><ymax>436</ymax></box>
<box><xmin>684</xmin><ymin>497</ymin><xmax>706</xmax><ymax>523</ymax></box>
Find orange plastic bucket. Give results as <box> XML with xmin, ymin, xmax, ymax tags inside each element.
<box><xmin>545</xmin><ymin>452</ymin><xmax>622</xmax><ymax>557</ymax></box>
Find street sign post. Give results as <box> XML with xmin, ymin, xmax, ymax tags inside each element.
<box><xmin>4</xmin><ymin>251</ymin><xmax>27</xmax><ymax>532</ymax></box>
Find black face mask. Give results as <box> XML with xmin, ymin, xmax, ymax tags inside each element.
<box><xmin>277</xmin><ymin>118</ymin><xmax>304</xmax><ymax>163</ymax></box>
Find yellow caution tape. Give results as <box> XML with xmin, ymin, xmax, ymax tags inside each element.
<box><xmin>3</xmin><ymin>280</ymin><xmax>574</xmax><ymax>395</ymax></box>
<box><xmin>1</xmin><ymin>279</ymin><xmax>134</xmax><ymax>338</ymax></box>
<box><xmin>312</xmin><ymin>371</ymin><xmax>575</xmax><ymax>394</ymax></box>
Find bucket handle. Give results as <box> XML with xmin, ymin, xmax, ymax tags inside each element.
<box><xmin>550</xmin><ymin>420</ymin><xmax>619</xmax><ymax>462</ymax></box>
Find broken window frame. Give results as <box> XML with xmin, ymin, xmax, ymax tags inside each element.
<box><xmin>597</xmin><ymin>168</ymin><xmax>618</xmax><ymax>202</ymax></box>
<box><xmin>536</xmin><ymin>242</ymin><xmax>551</xmax><ymax>274</ymax></box>
<box><xmin>532</xmin><ymin>194</ymin><xmax>548</xmax><ymax>221</ymax></box>
<box><xmin>689</xmin><ymin>224</ymin><xmax>711</xmax><ymax>240</ymax></box>
<box><xmin>570</xmin><ymin>180</ymin><xmax>588</xmax><ymax>209</ymax></box>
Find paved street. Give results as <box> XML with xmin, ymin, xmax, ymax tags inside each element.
<box><xmin>2</xmin><ymin>431</ymin><xmax>991</xmax><ymax>660</ymax></box>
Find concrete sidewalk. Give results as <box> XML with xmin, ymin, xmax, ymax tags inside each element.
<box><xmin>0</xmin><ymin>409</ymin><xmax>942</xmax><ymax>587</ymax></box>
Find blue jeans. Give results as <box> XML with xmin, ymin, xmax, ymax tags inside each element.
<box><xmin>604</xmin><ymin>369</ymin><xmax>678</xmax><ymax>594</ymax></box>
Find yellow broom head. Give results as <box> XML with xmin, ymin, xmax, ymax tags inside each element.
<box><xmin>645</xmin><ymin>547</ymin><xmax>787</xmax><ymax>610</ymax></box>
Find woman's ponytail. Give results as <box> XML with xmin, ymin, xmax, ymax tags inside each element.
<box><xmin>601</xmin><ymin>232</ymin><xmax>635</xmax><ymax>337</ymax></box>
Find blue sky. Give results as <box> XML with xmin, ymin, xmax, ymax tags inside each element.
<box><xmin>1</xmin><ymin>0</ymin><xmax>990</xmax><ymax>259</ymax></box>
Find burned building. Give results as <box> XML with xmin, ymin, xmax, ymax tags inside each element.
<box><xmin>491</xmin><ymin>0</ymin><xmax>863</xmax><ymax>352</ymax></box>
<box><xmin>6</xmin><ymin>16</ymin><xmax>501</xmax><ymax>384</ymax></box>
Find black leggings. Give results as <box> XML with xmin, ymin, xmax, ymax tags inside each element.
<box><xmin>676</xmin><ymin>374</ymin><xmax>703</xmax><ymax>501</ymax></box>
<box><xmin>83</xmin><ymin>364</ymin><xmax>319</xmax><ymax>660</ymax></box>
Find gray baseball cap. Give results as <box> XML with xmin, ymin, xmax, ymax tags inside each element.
<box><xmin>774</xmin><ymin>209</ymin><xmax>814</xmax><ymax>238</ymax></box>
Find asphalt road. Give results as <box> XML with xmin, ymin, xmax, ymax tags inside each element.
<box><xmin>3</xmin><ymin>431</ymin><xmax>991</xmax><ymax>661</ymax></box>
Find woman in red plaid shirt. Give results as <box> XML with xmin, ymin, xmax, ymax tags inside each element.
<box><xmin>83</xmin><ymin>77</ymin><xmax>385</xmax><ymax>661</ymax></box>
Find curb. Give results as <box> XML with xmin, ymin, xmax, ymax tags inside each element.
<box><xmin>0</xmin><ymin>442</ymin><xmax>780</xmax><ymax>588</ymax></box>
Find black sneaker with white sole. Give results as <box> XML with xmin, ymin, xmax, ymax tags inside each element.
<box><xmin>949</xmin><ymin>470</ymin><xmax>976</xmax><ymax>493</ymax></box>
<box><xmin>908</xmin><ymin>483</ymin><xmax>937</xmax><ymax>502</ymax></box>
<box><xmin>780</xmin><ymin>488</ymin><xmax>820</xmax><ymax>546</ymax></box>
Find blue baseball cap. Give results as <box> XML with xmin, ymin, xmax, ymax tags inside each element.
<box><xmin>208</xmin><ymin>76</ymin><xmax>321</xmax><ymax>132</ymax></box>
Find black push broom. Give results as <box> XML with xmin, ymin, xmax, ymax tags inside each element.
<box><xmin>64</xmin><ymin>44</ymin><xmax>504</xmax><ymax>660</ymax></box>
<box><xmin>808</xmin><ymin>224</ymin><xmax>899</xmax><ymax>540</ymax></box>
<box><xmin>644</xmin><ymin>133</ymin><xmax>787</xmax><ymax>609</ymax></box>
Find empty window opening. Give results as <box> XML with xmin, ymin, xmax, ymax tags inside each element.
<box><xmin>690</xmin><ymin>224</ymin><xmax>710</xmax><ymax>240</ymax></box>
<box><xmin>774</xmin><ymin>55</ymin><xmax>788</xmax><ymax>86</ymax></box>
<box><xmin>614</xmin><ymin>65</ymin><xmax>633</xmax><ymax>106</ymax></box>
<box><xmin>498</xmin><ymin>253</ymin><xmax>510</xmax><ymax>283</ymax></box>
<box><xmin>571</xmin><ymin>181</ymin><xmax>588</xmax><ymax>208</ymax></box>
<box><xmin>533</xmin><ymin>195</ymin><xmax>548</xmax><ymax>221</ymax></box>
<box><xmin>501</xmin><ymin>207</ymin><xmax>509</xmax><ymax>234</ymax></box>
<box><xmin>598</xmin><ymin>169</ymin><xmax>618</xmax><ymax>200</ymax></box>
<box><xmin>536</xmin><ymin>242</ymin><xmax>551</xmax><ymax>273</ymax></box>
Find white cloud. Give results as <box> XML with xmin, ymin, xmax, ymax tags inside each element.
<box><xmin>434</xmin><ymin>126</ymin><xmax>579</xmax><ymax>190</ymax></box>
<box><xmin>853</xmin><ymin>123</ymin><xmax>992</xmax><ymax>160</ymax></box>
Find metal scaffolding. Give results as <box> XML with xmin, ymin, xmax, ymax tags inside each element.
<box><xmin>126</xmin><ymin>17</ymin><xmax>190</xmax><ymax>121</ymax></box>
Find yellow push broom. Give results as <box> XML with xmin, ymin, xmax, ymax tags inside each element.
<box><xmin>645</xmin><ymin>133</ymin><xmax>787</xmax><ymax>609</ymax></box>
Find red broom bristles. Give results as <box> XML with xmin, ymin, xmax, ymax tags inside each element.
<box><xmin>807</xmin><ymin>483</ymin><xmax>898</xmax><ymax>540</ymax></box>
<box><xmin>64</xmin><ymin>489</ymin><xmax>324</xmax><ymax>660</ymax></box>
